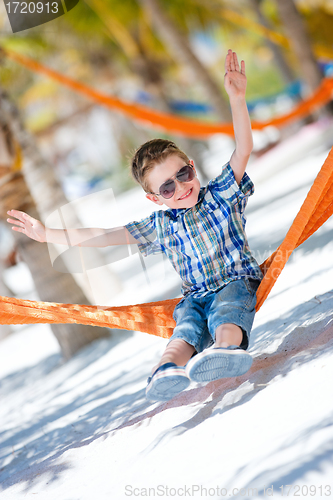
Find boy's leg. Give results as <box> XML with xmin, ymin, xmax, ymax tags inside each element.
<box><xmin>146</xmin><ymin>340</ymin><xmax>196</xmax><ymax>402</ymax></box>
<box><xmin>152</xmin><ymin>339</ymin><xmax>196</xmax><ymax>374</ymax></box>
<box><xmin>186</xmin><ymin>278</ymin><xmax>260</xmax><ymax>382</ymax></box>
<box><xmin>146</xmin><ymin>296</ymin><xmax>212</xmax><ymax>401</ymax></box>
<box><xmin>214</xmin><ymin>323</ymin><xmax>243</xmax><ymax>348</ymax></box>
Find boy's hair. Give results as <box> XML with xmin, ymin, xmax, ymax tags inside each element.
<box><xmin>131</xmin><ymin>139</ymin><xmax>189</xmax><ymax>193</ymax></box>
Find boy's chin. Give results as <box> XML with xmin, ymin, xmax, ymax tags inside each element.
<box><xmin>177</xmin><ymin>200</ymin><xmax>196</xmax><ymax>209</ymax></box>
<box><xmin>166</xmin><ymin>191</ymin><xmax>197</xmax><ymax>209</ymax></box>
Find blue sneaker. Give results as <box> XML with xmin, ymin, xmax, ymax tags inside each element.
<box><xmin>146</xmin><ymin>362</ymin><xmax>190</xmax><ymax>401</ymax></box>
<box><xmin>185</xmin><ymin>346</ymin><xmax>253</xmax><ymax>383</ymax></box>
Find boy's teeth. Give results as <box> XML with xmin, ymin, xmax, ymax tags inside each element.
<box><xmin>179</xmin><ymin>189</ymin><xmax>191</xmax><ymax>200</ymax></box>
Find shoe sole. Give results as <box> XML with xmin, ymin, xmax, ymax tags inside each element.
<box><xmin>146</xmin><ymin>368</ymin><xmax>190</xmax><ymax>401</ymax></box>
<box><xmin>185</xmin><ymin>349</ymin><xmax>253</xmax><ymax>383</ymax></box>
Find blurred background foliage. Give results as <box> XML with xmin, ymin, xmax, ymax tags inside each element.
<box><xmin>0</xmin><ymin>0</ymin><xmax>333</xmax><ymax>196</ymax></box>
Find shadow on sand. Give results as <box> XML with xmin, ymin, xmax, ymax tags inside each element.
<box><xmin>1</xmin><ymin>288</ymin><xmax>332</xmax><ymax>492</ymax></box>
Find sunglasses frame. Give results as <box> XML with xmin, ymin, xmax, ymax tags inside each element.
<box><xmin>148</xmin><ymin>164</ymin><xmax>195</xmax><ymax>199</ymax></box>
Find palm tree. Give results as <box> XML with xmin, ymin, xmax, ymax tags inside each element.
<box><xmin>0</xmin><ymin>90</ymin><xmax>111</xmax><ymax>359</ymax></box>
<box><xmin>137</xmin><ymin>0</ymin><xmax>232</xmax><ymax>121</ymax></box>
<box><xmin>249</xmin><ymin>0</ymin><xmax>295</xmax><ymax>85</ymax></box>
<box><xmin>274</xmin><ymin>0</ymin><xmax>323</xmax><ymax>93</ymax></box>
<box><xmin>0</xmin><ymin>225</ymin><xmax>14</xmax><ymax>340</ymax></box>
<box><xmin>2</xmin><ymin>79</ymin><xmax>122</xmax><ymax>290</ymax></box>
<box><xmin>82</xmin><ymin>0</ymin><xmax>210</xmax><ymax>180</ymax></box>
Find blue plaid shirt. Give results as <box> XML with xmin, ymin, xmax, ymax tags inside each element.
<box><xmin>125</xmin><ymin>162</ymin><xmax>263</xmax><ymax>297</ymax></box>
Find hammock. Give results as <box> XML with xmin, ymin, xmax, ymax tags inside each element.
<box><xmin>1</xmin><ymin>147</ymin><xmax>333</xmax><ymax>338</ymax></box>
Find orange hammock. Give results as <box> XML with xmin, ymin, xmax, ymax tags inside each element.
<box><xmin>2</xmin><ymin>47</ymin><xmax>333</xmax><ymax>139</ymax></box>
<box><xmin>1</xmin><ymin>147</ymin><xmax>333</xmax><ymax>338</ymax></box>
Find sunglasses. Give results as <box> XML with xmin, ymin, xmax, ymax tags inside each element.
<box><xmin>148</xmin><ymin>164</ymin><xmax>195</xmax><ymax>199</ymax></box>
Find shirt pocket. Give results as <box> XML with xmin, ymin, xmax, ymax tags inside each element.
<box><xmin>197</xmin><ymin>198</ymin><xmax>232</xmax><ymax>235</ymax></box>
<box><xmin>165</xmin><ymin>220</ymin><xmax>178</xmax><ymax>235</ymax></box>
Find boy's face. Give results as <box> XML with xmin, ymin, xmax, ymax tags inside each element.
<box><xmin>145</xmin><ymin>154</ymin><xmax>201</xmax><ymax>210</ymax></box>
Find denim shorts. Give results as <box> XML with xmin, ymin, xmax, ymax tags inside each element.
<box><xmin>170</xmin><ymin>277</ymin><xmax>261</xmax><ymax>352</ymax></box>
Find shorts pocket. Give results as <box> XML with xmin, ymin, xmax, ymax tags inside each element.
<box><xmin>244</xmin><ymin>277</ymin><xmax>261</xmax><ymax>295</ymax></box>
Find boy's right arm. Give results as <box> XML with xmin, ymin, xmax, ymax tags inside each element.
<box><xmin>7</xmin><ymin>209</ymin><xmax>137</xmax><ymax>247</ymax></box>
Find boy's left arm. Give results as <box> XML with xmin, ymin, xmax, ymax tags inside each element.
<box><xmin>224</xmin><ymin>49</ymin><xmax>253</xmax><ymax>185</ymax></box>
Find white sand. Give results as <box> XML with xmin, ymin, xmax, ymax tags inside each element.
<box><xmin>1</xmin><ymin>121</ymin><xmax>333</xmax><ymax>499</ymax></box>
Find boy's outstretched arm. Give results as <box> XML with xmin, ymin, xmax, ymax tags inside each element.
<box><xmin>7</xmin><ymin>209</ymin><xmax>137</xmax><ymax>247</ymax></box>
<box><xmin>224</xmin><ymin>49</ymin><xmax>253</xmax><ymax>184</ymax></box>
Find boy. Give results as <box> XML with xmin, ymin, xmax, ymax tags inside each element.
<box><xmin>7</xmin><ymin>49</ymin><xmax>263</xmax><ymax>402</ymax></box>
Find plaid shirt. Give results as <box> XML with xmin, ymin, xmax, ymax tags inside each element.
<box><xmin>125</xmin><ymin>162</ymin><xmax>263</xmax><ymax>297</ymax></box>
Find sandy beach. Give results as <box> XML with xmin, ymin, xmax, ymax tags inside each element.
<box><xmin>1</xmin><ymin>120</ymin><xmax>333</xmax><ymax>500</ymax></box>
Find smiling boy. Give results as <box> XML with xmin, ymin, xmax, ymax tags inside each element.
<box><xmin>7</xmin><ymin>50</ymin><xmax>263</xmax><ymax>402</ymax></box>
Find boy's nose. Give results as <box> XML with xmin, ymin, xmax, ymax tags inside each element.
<box><xmin>174</xmin><ymin>178</ymin><xmax>184</xmax><ymax>194</ymax></box>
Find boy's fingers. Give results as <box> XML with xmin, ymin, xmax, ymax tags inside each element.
<box><xmin>224</xmin><ymin>50</ymin><xmax>230</xmax><ymax>72</ymax></box>
<box><xmin>7</xmin><ymin>218</ymin><xmax>24</xmax><ymax>226</ymax></box>
<box><xmin>230</xmin><ymin>52</ymin><xmax>235</xmax><ymax>71</ymax></box>
<box><xmin>7</xmin><ymin>209</ymin><xmax>26</xmax><ymax>220</ymax></box>
<box><xmin>233</xmin><ymin>52</ymin><xmax>240</xmax><ymax>71</ymax></box>
<box><xmin>241</xmin><ymin>60</ymin><xmax>246</xmax><ymax>75</ymax></box>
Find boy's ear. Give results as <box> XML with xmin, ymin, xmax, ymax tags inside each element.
<box><xmin>146</xmin><ymin>193</ymin><xmax>163</xmax><ymax>206</ymax></box>
<box><xmin>189</xmin><ymin>159</ymin><xmax>197</xmax><ymax>176</ymax></box>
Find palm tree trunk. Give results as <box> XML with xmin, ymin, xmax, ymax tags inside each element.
<box><xmin>85</xmin><ymin>0</ymin><xmax>212</xmax><ymax>180</ymax></box>
<box><xmin>138</xmin><ymin>0</ymin><xmax>232</xmax><ymax>121</ymax></box>
<box><xmin>0</xmin><ymin>170</ymin><xmax>111</xmax><ymax>359</ymax></box>
<box><xmin>0</xmin><ymin>258</ymin><xmax>12</xmax><ymax>340</ymax></box>
<box><xmin>0</xmin><ymin>95</ymin><xmax>112</xmax><ymax>360</ymax></box>
<box><xmin>0</xmin><ymin>89</ymin><xmax>121</xmax><ymax>300</ymax></box>
<box><xmin>274</xmin><ymin>0</ymin><xmax>323</xmax><ymax>93</ymax></box>
<box><xmin>132</xmin><ymin>41</ymin><xmax>209</xmax><ymax>181</ymax></box>
<box><xmin>250</xmin><ymin>0</ymin><xmax>295</xmax><ymax>85</ymax></box>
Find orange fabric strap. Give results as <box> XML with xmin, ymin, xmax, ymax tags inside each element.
<box><xmin>256</xmin><ymin>146</ymin><xmax>333</xmax><ymax>309</ymax></box>
<box><xmin>2</xmin><ymin>47</ymin><xmax>333</xmax><ymax>139</ymax></box>
<box><xmin>0</xmin><ymin>295</ymin><xmax>178</xmax><ymax>339</ymax></box>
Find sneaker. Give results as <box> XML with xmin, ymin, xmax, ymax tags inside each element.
<box><xmin>185</xmin><ymin>346</ymin><xmax>253</xmax><ymax>383</ymax></box>
<box><xmin>146</xmin><ymin>362</ymin><xmax>190</xmax><ymax>401</ymax></box>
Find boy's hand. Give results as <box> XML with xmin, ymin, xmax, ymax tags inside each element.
<box><xmin>7</xmin><ymin>210</ymin><xmax>46</xmax><ymax>243</ymax></box>
<box><xmin>224</xmin><ymin>49</ymin><xmax>247</xmax><ymax>100</ymax></box>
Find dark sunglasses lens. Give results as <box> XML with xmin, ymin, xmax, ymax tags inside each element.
<box><xmin>160</xmin><ymin>179</ymin><xmax>176</xmax><ymax>199</ymax></box>
<box><xmin>177</xmin><ymin>165</ymin><xmax>194</xmax><ymax>182</ymax></box>
<box><xmin>158</xmin><ymin>166</ymin><xmax>194</xmax><ymax>199</ymax></box>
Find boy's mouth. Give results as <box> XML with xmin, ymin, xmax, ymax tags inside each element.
<box><xmin>178</xmin><ymin>188</ymin><xmax>192</xmax><ymax>201</ymax></box>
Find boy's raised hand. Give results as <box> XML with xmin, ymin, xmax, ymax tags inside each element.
<box><xmin>224</xmin><ymin>49</ymin><xmax>247</xmax><ymax>100</ymax></box>
<box><xmin>7</xmin><ymin>210</ymin><xmax>46</xmax><ymax>243</ymax></box>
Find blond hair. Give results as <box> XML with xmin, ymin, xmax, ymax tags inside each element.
<box><xmin>131</xmin><ymin>139</ymin><xmax>189</xmax><ymax>192</ymax></box>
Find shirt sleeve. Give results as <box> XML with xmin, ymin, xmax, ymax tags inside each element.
<box><xmin>209</xmin><ymin>162</ymin><xmax>254</xmax><ymax>206</ymax></box>
<box><xmin>125</xmin><ymin>213</ymin><xmax>163</xmax><ymax>256</ymax></box>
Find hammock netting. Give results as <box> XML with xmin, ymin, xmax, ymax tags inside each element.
<box><xmin>1</xmin><ymin>147</ymin><xmax>333</xmax><ymax>338</ymax></box>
